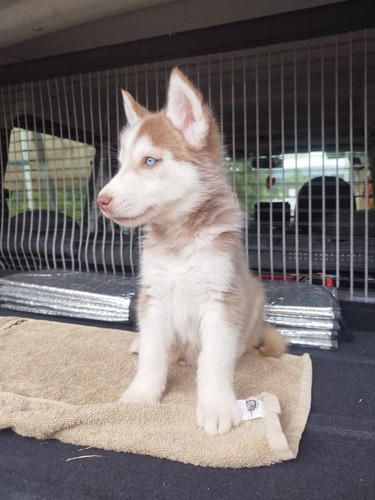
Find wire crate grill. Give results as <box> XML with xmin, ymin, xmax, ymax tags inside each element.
<box><xmin>0</xmin><ymin>29</ymin><xmax>374</xmax><ymax>302</ymax></box>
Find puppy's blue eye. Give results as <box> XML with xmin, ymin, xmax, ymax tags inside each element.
<box><xmin>145</xmin><ymin>157</ymin><xmax>158</xmax><ymax>167</ymax></box>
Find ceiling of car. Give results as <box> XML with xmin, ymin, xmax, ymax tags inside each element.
<box><xmin>0</xmin><ymin>0</ymin><xmax>345</xmax><ymax>64</ymax></box>
<box><xmin>0</xmin><ymin>0</ymin><xmax>174</xmax><ymax>50</ymax></box>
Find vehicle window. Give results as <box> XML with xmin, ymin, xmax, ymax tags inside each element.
<box><xmin>227</xmin><ymin>151</ymin><xmax>368</xmax><ymax>216</ymax></box>
<box><xmin>4</xmin><ymin>127</ymin><xmax>95</xmax><ymax>224</ymax></box>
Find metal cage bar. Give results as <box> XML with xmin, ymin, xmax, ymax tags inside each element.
<box><xmin>0</xmin><ymin>29</ymin><xmax>374</xmax><ymax>301</ymax></box>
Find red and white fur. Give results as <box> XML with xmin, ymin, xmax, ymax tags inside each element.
<box><xmin>97</xmin><ymin>68</ymin><xmax>285</xmax><ymax>435</ymax></box>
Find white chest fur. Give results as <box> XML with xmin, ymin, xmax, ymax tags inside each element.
<box><xmin>140</xmin><ymin>237</ymin><xmax>234</xmax><ymax>360</ymax></box>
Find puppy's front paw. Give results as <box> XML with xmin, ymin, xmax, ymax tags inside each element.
<box><xmin>196</xmin><ymin>394</ymin><xmax>241</xmax><ymax>435</ymax></box>
<box><xmin>119</xmin><ymin>382</ymin><xmax>161</xmax><ymax>404</ymax></box>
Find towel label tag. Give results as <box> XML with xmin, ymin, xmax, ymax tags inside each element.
<box><xmin>237</xmin><ymin>398</ymin><xmax>264</xmax><ymax>421</ymax></box>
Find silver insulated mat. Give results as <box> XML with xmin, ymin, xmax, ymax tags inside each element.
<box><xmin>0</xmin><ymin>271</ymin><xmax>341</xmax><ymax>349</ymax></box>
<box><xmin>0</xmin><ymin>270</ymin><xmax>137</xmax><ymax>323</ymax></box>
<box><xmin>263</xmin><ymin>280</ymin><xmax>340</xmax><ymax>350</ymax></box>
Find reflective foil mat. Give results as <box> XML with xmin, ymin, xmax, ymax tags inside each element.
<box><xmin>0</xmin><ymin>271</ymin><xmax>340</xmax><ymax>349</ymax></box>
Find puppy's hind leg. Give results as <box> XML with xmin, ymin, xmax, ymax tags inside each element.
<box><xmin>258</xmin><ymin>323</ymin><xmax>286</xmax><ymax>358</ymax></box>
<box><xmin>129</xmin><ymin>335</ymin><xmax>139</xmax><ymax>354</ymax></box>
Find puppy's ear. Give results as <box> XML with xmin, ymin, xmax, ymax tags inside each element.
<box><xmin>166</xmin><ymin>68</ymin><xmax>209</xmax><ymax>148</ymax></box>
<box><xmin>121</xmin><ymin>90</ymin><xmax>148</xmax><ymax>127</ymax></box>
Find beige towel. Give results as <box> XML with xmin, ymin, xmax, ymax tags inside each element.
<box><xmin>0</xmin><ymin>316</ymin><xmax>312</xmax><ymax>468</ymax></box>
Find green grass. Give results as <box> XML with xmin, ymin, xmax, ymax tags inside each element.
<box><xmin>7</xmin><ymin>188</ymin><xmax>88</xmax><ymax>225</ymax></box>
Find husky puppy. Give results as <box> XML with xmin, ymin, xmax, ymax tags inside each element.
<box><xmin>97</xmin><ymin>68</ymin><xmax>285</xmax><ymax>435</ymax></box>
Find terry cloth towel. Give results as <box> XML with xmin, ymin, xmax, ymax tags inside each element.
<box><xmin>0</xmin><ymin>317</ymin><xmax>312</xmax><ymax>468</ymax></box>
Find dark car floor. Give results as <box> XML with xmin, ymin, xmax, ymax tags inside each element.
<box><xmin>0</xmin><ymin>301</ymin><xmax>374</xmax><ymax>500</ymax></box>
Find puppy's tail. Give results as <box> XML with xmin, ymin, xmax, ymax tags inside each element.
<box><xmin>258</xmin><ymin>323</ymin><xmax>286</xmax><ymax>358</ymax></box>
